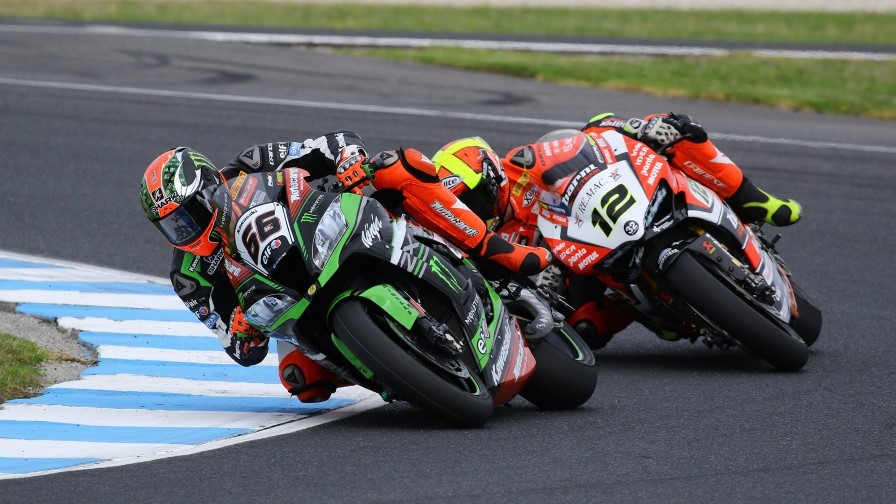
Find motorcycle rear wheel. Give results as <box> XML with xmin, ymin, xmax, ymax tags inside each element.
<box><xmin>665</xmin><ymin>253</ymin><xmax>809</xmax><ymax>372</ymax></box>
<box><xmin>520</xmin><ymin>322</ymin><xmax>598</xmax><ymax>410</ymax></box>
<box><xmin>332</xmin><ymin>299</ymin><xmax>494</xmax><ymax>428</ymax></box>
<box><xmin>789</xmin><ymin>280</ymin><xmax>822</xmax><ymax>347</ymax></box>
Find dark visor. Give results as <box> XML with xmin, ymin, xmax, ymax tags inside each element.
<box><xmin>152</xmin><ymin>194</ymin><xmax>213</xmax><ymax>247</ymax></box>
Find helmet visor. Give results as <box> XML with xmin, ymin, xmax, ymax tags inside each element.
<box><xmin>152</xmin><ymin>194</ymin><xmax>213</xmax><ymax>247</ymax></box>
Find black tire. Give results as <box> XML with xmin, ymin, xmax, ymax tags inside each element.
<box><xmin>789</xmin><ymin>281</ymin><xmax>822</xmax><ymax>347</ymax></box>
<box><xmin>664</xmin><ymin>253</ymin><xmax>809</xmax><ymax>372</ymax></box>
<box><xmin>331</xmin><ymin>299</ymin><xmax>494</xmax><ymax>427</ymax></box>
<box><xmin>520</xmin><ymin>322</ymin><xmax>598</xmax><ymax>410</ymax></box>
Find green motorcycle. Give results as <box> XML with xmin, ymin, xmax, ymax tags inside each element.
<box><xmin>213</xmin><ymin>168</ymin><xmax>597</xmax><ymax>427</ymax></box>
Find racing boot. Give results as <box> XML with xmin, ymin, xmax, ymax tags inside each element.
<box><xmin>726</xmin><ymin>177</ymin><xmax>802</xmax><ymax>227</ymax></box>
<box><xmin>278</xmin><ymin>346</ymin><xmax>350</xmax><ymax>403</ymax></box>
<box><xmin>470</xmin><ymin>231</ymin><xmax>552</xmax><ymax>277</ymax></box>
<box><xmin>666</xmin><ymin>134</ymin><xmax>801</xmax><ymax>227</ymax></box>
<box><xmin>567</xmin><ymin>298</ymin><xmax>638</xmax><ymax>350</ymax></box>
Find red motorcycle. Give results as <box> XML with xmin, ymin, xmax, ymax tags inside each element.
<box><xmin>507</xmin><ymin>130</ymin><xmax>821</xmax><ymax>371</ymax></box>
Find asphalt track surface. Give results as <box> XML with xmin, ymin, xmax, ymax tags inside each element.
<box><xmin>0</xmin><ymin>21</ymin><xmax>894</xmax><ymax>503</ymax></box>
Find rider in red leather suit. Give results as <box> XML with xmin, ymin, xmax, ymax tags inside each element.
<box><xmin>432</xmin><ymin>113</ymin><xmax>802</xmax><ymax>349</ymax></box>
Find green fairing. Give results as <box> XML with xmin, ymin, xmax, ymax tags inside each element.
<box><xmin>353</xmin><ymin>284</ymin><xmax>420</xmax><ymax>330</ymax></box>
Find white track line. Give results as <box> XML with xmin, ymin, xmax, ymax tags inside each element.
<box><xmin>0</xmin><ymin>23</ymin><xmax>892</xmax><ymax>61</ymax></box>
<box><xmin>58</xmin><ymin>317</ymin><xmax>214</xmax><ymax>337</ymax></box>
<box><xmin>52</xmin><ymin>375</ymin><xmax>286</xmax><ymax>397</ymax></box>
<box><xmin>0</xmin><ymin>77</ymin><xmax>892</xmax><ymax>155</ymax></box>
<box><xmin>0</xmin><ymin>404</ymin><xmax>300</xmax><ymax>429</ymax></box>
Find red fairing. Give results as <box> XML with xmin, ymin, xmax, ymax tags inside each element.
<box><xmin>490</xmin><ymin>318</ymin><xmax>536</xmax><ymax>405</ymax></box>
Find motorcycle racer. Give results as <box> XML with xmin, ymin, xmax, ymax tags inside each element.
<box><xmin>140</xmin><ymin>131</ymin><xmax>551</xmax><ymax>403</ymax></box>
<box><xmin>431</xmin><ymin>113</ymin><xmax>803</xmax><ymax>349</ymax></box>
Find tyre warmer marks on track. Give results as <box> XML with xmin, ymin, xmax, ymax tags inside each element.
<box><xmin>0</xmin><ymin>252</ymin><xmax>380</xmax><ymax>480</ymax></box>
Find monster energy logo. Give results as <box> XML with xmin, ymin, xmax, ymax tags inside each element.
<box><xmin>187</xmin><ymin>151</ymin><xmax>216</xmax><ymax>171</ymax></box>
<box><xmin>428</xmin><ymin>256</ymin><xmax>462</xmax><ymax>293</ymax></box>
<box><xmin>301</xmin><ymin>213</ymin><xmax>318</xmax><ymax>223</ymax></box>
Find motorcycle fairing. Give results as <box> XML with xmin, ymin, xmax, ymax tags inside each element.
<box><xmin>672</xmin><ymin>171</ymin><xmax>764</xmax><ymax>272</ymax></box>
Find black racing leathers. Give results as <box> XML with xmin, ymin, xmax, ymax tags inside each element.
<box><xmin>168</xmin><ymin>131</ymin><xmax>365</xmax><ymax>366</ymax></box>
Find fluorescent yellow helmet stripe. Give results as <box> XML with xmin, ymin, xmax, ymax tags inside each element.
<box><xmin>431</xmin><ymin>136</ymin><xmax>494</xmax><ymax>190</ymax></box>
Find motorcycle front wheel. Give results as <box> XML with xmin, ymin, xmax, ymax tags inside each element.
<box><xmin>519</xmin><ymin>322</ymin><xmax>597</xmax><ymax>410</ymax></box>
<box><xmin>331</xmin><ymin>299</ymin><xmax>494</xmax><ymax>428</ymax></box>
<box><xmin>664</xmin><ymin>253</ymin><xmax>809</xmax><ymax>372</ymax></box>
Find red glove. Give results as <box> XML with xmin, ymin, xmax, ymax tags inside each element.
<box><xmin>336</xmin><ymin>145</ymin><xmax>371</xmax><ymax>195</ymax></box>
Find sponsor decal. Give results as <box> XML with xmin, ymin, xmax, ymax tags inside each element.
<box><xmin>203</xmin><ymin>313</ymin><xmax>220</xmax><ymax>330</ymax></box>
<box><xmin>567</xmin><ymin>248</ymin><xmax>586</xmax><ymax>264</ymax></box>
<box><xmin>250</xmin><ymin>190</ymin><xmax>267</xmax><ymax>207</ymax></box>
<box><xmin>511</xmin><ymin>171</ymin><xmax>531</xmax><ymax>197</ymax></box>
<box><xmin>277</xmin><ymin>142</ymin><xmax>288</xmax><ymax>159</ymax></box>
<box><xmin>261</xmin><ymin>238</ymin><xmax>281</xmax><ymax>264</ymax></box>
<box><xmin>308</xmin><ymin>194</ymin><xmax>325</xmax><ymax>214</ymax></box>
<box><xmin>267</xmin><ymin>144</ymin><xmax>274</xmax><ymax>165</ymax></box>
<box><xmin>575</xmin><ymin>176</ymin><xmax>612</xmax><ymax>216</ymax></box>
<box><xmin>207</xmin><ymin>248</ymin><xmax>225</xmax><ymax>274</ymax></box>
<box><xmin>361</xmin><ymin>216</ymin><xmax>382</xmax><ymax>247</ymax></box>
<box><xmin>441</xmin><ymin>174</ymin><xmax>463</xmax><ymax>190</ymax></box>
<box><xmin>684</xmin><ymin>161</ymin><xmax>728</xmax><ymax>191</ymax></box>
<box><xmin>465</xmin><ymin>297</ymin><xmax>481</xmax><ymax>327</ymax></box>
<box><xmin>576</xmin><ymin>250</ymin><xmax>600</xmax><ymax>271</ymax></box>
<box><xmin>266</xmin><ymin>173</ymin><xmax>274</xmax><ymax>187</ymax></box>
<box><xmin>188</xmin><ymin>255</ymin><xmax>201</xmax><ymax>273</ymax></box>
<box><xmin>510</xmin><ymin>146</ymin><xmax>536</xmax><ymax>169</ymax></box>
<box><xmin>558</xmin><ymin>243</ymin><xmax>577</xmax><ymax>260</ymax></box>
<box><xmin>229</xmin><ymin>174</ymin><xmax>247</xmax><ymax>199</ymax></box>
<box><xmin>624</xmin><ymin>220</ymin><xmax>639</xmax><ymax>236</ymax></box>
<box><xmin>224</xmin><ymin>260</ymin><xmax>243</xmax><ymax>278</ymax></box>
<box><xmin>241</xmin><ymin>147</ymin><xmax>261</xmax><ymax>169</ymax></box>
<box><xmin>490</xmin><ymin>323</ymin><xmax>512</xmax><ymax>383</ymax></box>
<box><xmin>702</xmin><ymin>240</ymin><xmax>717</xmax><ymax>254</ymax></box>
<box><xmin>198</xmin><ymin>306</ymin><xmax>209</xmax><ymax>317</ymax></box>
<box><xmin>430</xmin><ymin>200</ymin><xmax>479</xmax><ymax>237</ymax></box>
<box><xmin>237</xmin><ymin>176</ymin><xmax>258</xmax><ymax>206</ymax></box>
<box><xmin>172</xmin><ymin>273</ymin><xmax>197</xmax><ymax>296</ymax></box>
<box><xmin>300</xmin><ymin>213</ymin><xmax>318</xmax><ymax>223</ymax></box>
<box><xmin>512</xmin><ymin>326</ymin><xmax>526</xmax><ymax>382</ymax></box>
<box><xmin>522</xmin><ymin>185</ymin><xmax>538</xmax><ymax>208</ymax></box>
<box><xmin>288</xmin><ymin>170</ymin><xmax>301</xmax><ymax>202</ymax></box>
<box><xmin>561</xmin><ymin>164</ymin><xmax>601</xmax><ymax>206</ymax></box>
<box><xmin>288</xmin><ymin>142</ymin><xmax>302</xmax><ymax>156</ymax></box>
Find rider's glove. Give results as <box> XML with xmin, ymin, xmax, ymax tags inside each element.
<box><xmin>336</xmin><ymin>145</ymin><xmax>371</xmax><ymax>194</ymax></box>
<box><xmin>229</xmin><ymin>306</ymin><xmax>267</xmax><ymax>361</ymax></box>
<box><xmin>665</xmin><ymin>113</ymin><xmax>708</xmax><ymax>143</ymax></box>
<box><xmin>622</xmin><ymin>116</ymin><xmax>682</xmax><ymax>148</ymax></box>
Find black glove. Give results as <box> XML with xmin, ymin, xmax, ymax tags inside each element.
<box><xmin>666</xmin><ymin>113</ymin><xmax>708</xmax><ymax>143</ymax></box>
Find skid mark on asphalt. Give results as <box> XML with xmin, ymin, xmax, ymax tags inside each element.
<box><xmin>0</xmin><ymin>251</ymin><xmax>379</xmax><ymax>480</ymax></box>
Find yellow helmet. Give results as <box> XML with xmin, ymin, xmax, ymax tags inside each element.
<box><xmin>432</xmin><ymin>137</ymin><xmax>508</xmax><ymax>221</ymax></box>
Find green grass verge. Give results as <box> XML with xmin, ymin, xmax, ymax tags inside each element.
<box><xmin>349</xmin><ymin>47</ymin><xmax>896</xmax><ymax>120</ymax></box>
<box><xmin>0</xmin><ymin>333</ymin><xmax>48</xmax><ymax>403</ymax></box>
<box><xmin>1</xmin><ymin>1</ymin><xmax>894</xmax><ymax>46</ymax></box>
<box><xmin>0</xmin><ymin>2</ymin><xmax>893</xmax><ymax>119</ymax></box>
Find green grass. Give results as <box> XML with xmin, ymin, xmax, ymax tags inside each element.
<box><xmin>1</xmin><ymin>1</ymin><xmax>894</xmax><ymax>46</ymax></box>
<box><xmin>0</xmin><ymin>1</ymin><xmax>893</xmax><ymax>119</ymax></box>
<box><xmin>0</xmin><ymin>333</ymin><xmax>49</xmax><ymax>403</ymax></box>
<box><xmin>350</xmin><ymin>47</ymin><xmax>896</xmax><ymax>120</ymax></box>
